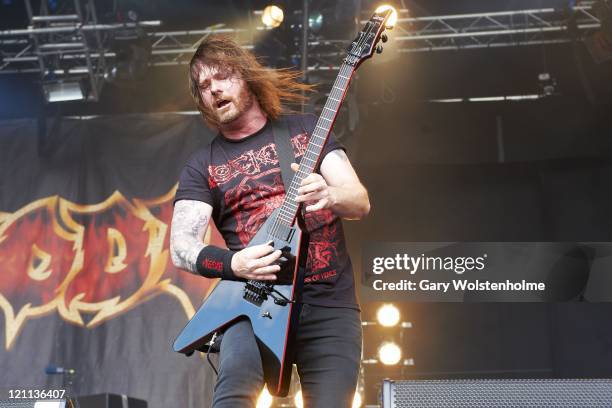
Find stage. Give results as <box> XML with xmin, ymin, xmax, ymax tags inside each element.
<box><xmin>1</xmin><ymin>0</ymin><xmax>612</xmax><ymax>407</ymax></box>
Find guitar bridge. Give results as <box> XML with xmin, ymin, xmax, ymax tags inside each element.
<box><xmin>243</xmin><ymin>280</ymin><xmax>295</xmax><ymax>307</ymax></box>
<box><xmin>243</xmin><ymin>281</ymin><xmax>271</xmax><ymax>306</ymax></box>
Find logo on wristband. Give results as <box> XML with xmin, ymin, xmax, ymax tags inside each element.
<box><xmin>203</xmin><ymin>258</ymin><xmax>223</xmax><ymax>272</ymax></box>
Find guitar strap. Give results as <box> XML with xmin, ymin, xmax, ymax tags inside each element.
<box><xmin>207</xmin><ymin>120</ymin><xmax>296</xmax><ymax>226</ymax></box>
<box><xmin>272</xmin><ymin>117</ymin><xmax>296</xmax><ymax>190</ymax></box>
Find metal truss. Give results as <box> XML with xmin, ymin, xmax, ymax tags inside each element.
<box><xmin>0</xmin><ymin>24</ymin><xmax>249</xmax><ymax>74</ymax></box>
<box><xmin>145</xmin><ymin>3</ymin><xmax>603</xmax><ymax>70</ymax></box>
<box><xmin>0</xmin><ymin>0</ymin><xmax>160</xmax><ymax>91</ymax></box>
<box><xmin>384</xmin><ymin>4</ymin><xmax>601</xmax><ymax>53</ymax></box>
<box><xmin>146</xmin><ymin>25</ymin><xmax>253</xmax><ymax>67</ymax></box>
<box><xmin>0</xmin><ymin>4</ymin><xmax>603</xmax><ymax>78</ymax></box>
<box><xmin>17</xmin><ymin>0</ymin><xmax>108</xmax><ymax>100</ymax></box>
<box><xmin>147</xmin><ymin>26</ymin><xmax>349</xmax><ymax>73</ymax></box>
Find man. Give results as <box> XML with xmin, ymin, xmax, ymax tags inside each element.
<box><xmin>170</xmin><ymin>35</ymin><xmax>370</xmax><ymax>408</ymax></box>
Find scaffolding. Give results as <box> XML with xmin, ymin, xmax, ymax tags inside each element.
<box><xmin>385</xmin><ymin>4</ymin><xmax>601</xmax><ymax>53</ymax></box>
<box><xmin>0</xmin><ymin>3</ymin><xmax>602</xmax><ymax>96</ymax></box>
<box><xmin>0</xmin><ymin>0</ymin><xmax>160</xmax><ymax>95</ymax></box>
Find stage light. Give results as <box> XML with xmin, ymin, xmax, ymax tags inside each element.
<box><xmin>538</xmin><ymin>72</ymin><xmax>557</xmax><ymax>96</ymax></box>
<box><xmin>262</xmin><ymin>5</ymin><xmax>284</xmax><ymax>28</ymax></box>
<box><xmin>352</xmin><ymin>391</ymin><xmax>362</xmax><ymax>408</ymax></box>
<box><xmin>377</xmin><ymin>303</ymin><xmax>400</xmax><ymax>327</ymax></box>
<box><xmin>378</xmin><ymin>341</ymin><xmax>402</xmax><ymax>365</ymax></box>
<box><xmin>308</xmin><ymin>10</ymin><xmax>324</xmax><ymax>33</ymax></box>
<box><xmin>34</xmin><ymin>402</ymin><xmax>65</xmax><ymax>408</ymax></box>
<box><xmin>256</xmin><ymin>386</ymin><xmax>273</xmax><ymax>408</ymax></box>
<box><xmin>295</xmin><ymin>388</ymin><xmax>360</xmax><ymax>407</ymax></box>
<box><xmin>375</xmin><ymin>5</ymin><xmax>398</xmax><ymax>28</ymax></box>
<box><xmin>42</xmin><ymin>80</ymin><xmax>86</xmax><ymax>102</ymax></box>
<box><xmin>294</xmin><ymin>390</ymin><xmax>303</xmax><ymax>408</ymax></box>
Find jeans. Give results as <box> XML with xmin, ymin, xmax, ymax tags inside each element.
<box><xmin>211</xmin><ymin>304</ymin><xmax>362</xmax><ymax>408</ymax></box>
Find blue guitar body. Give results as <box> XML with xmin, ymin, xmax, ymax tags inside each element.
<box><xmin>173</xmin><ymin>209</ymin><xmax>309</xmax><ymax>396</ymax></box>
<box><xmin>173</xmin><ymin>5</ymin><xmax>395</xmax><ymax>397</ymax></box>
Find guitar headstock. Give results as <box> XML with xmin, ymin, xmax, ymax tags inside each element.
<box><xmin>345</xmin><ymin>5</ymin><xmax>398</xmax><ymax>68</ymax></box>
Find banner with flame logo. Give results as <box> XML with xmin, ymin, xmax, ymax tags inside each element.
<box><xmin>0</xmin><ymin>114</ymin><xmax>224</xmax><ymax>408</ymax></box>
<box><xmin>0</xmin><ymin>186</ymin><xmax>223</xmax><ymax>350</ymax></box>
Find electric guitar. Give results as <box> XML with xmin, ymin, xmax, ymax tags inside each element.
<box><xmin>173</xmin><ymin>7</ymin><xmax>396</xmax><ymax>397</ymax></box>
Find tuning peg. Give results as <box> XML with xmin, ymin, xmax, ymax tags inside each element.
<box><xmin>381</xmin><ymin>33</ymin><xmax>388</xmax><ymax>43</ymax></box>
<box><xmin>376</xmin><ymin>45</ymin><xmax>384</xmax><ymax>54</ymax></box>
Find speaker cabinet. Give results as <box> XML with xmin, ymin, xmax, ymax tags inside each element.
<box><xmin>382</xmin><ymin>379</ymin><xmax>612</xmax><ymax>408</ymax></box>
<box><xmin>75</xmin><ymin>394</ymin><xmax>147</xmax><ymax>408</ymax></box>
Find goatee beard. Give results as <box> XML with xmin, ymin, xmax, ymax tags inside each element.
<box><xmin>218</xmin><ymin>89</ymin><xmax>254</xmax><ymax>124</ymax></box>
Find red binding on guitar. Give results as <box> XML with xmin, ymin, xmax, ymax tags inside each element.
<box><xmin>173</xmin><ymin>6</ymin><xmax>396</xmax><ymax>397</ymax></box>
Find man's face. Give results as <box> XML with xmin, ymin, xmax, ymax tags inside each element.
<box><xmin>197</xmin><ymin>64</ymin><xmax>253</xmax><ymax>124</ymax></box>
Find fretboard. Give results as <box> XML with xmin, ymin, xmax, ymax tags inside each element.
<box><xmin>275</xmin><ymin>62</ymin><xmax>356</xmax><ymax>226</ymax></box>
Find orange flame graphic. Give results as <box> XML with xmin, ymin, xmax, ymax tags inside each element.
<box><xmin>0</xmin><ymin>186</ymin><xmax>222</xmax><ymax>350</ymax></box>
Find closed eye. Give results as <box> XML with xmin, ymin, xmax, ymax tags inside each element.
<box><xmin>198</xmin><ymin>81</ymin><xmax>210</xmax><ymax>91</ymax></box>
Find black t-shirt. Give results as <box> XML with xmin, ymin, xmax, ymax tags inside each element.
<box><xmin>174</xmin><ymin>114</ymin><xmax>358</xmax><ymax>309</ymax></box>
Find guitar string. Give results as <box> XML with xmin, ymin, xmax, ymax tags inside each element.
<box><xmin>268</xmin><ymin>63</ymin><xmax>350</xmax><ymax>236</ymax></box>
<box><xmin>269</xmin><ymin>62</ymin><xmax>352</xmax><ymax>237</ymax></box>
<box><xmin>286</xmin><ymin>18</ymin><xmax>384</xmax><ymax>205</ymax></box>
<box><xmin>269</xmin><ymin>19</ymin><xmax>379</xmax><ymax>237</ymax></box>
<box><xmin>270</xmin><ymin>33</ymin><xmax>375</xmax><ymax>233</ymax></box>
<box><xmin>269</xmin><ymin>17</ymin><xmax>382</xmax><ymax>239</ymax></box>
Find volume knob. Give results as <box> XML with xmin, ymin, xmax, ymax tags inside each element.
<box><xmin>376</xmin><ymin>45</ymin><xmax>384</xmax><ymax>54</ymax></box>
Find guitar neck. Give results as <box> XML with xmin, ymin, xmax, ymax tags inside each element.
<box><xmin>276</xmin><ymin>62</ymin><xmax>356</xmax><ymax>226</ymax></box>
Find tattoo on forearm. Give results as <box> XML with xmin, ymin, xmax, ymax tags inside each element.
<box><xmin>170</xmin><ymin>200</ymin><xmax>210</xmax><ymax>274</ymax></box>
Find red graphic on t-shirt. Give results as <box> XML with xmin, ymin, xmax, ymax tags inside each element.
<box><xmin>207</xmin><ymin>132</ymin><xmax>340</xmax><ymax>279</ymax></box>
<box><xmin>208</xmin><ymin>134</ymin><xmax>309</xmax><ymax>187</ymax></box>
<box><xmin>304</xmin><ymin>270</ymin><xmax>337</xmax><ymax>283</ymax></box>
<box><xmin>224</xmin><ymin>169</ymin><xmax>286</xmax><ymax>246</ymax></box>
<box><xmin>208</xmin><ymin>143</ymin><xmax>277</xmax><ymax>185</ymax></box>
<box><xmin>305</xmin><ymin>209</ymin><xmax>339</xmax><ymax>275</ymax></box>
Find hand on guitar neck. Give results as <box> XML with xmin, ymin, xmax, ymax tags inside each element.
<box><xmin>292</xmin><ymin>150</ymin><xmax>370</xmax><ymax>220</ymax></box>
<box><xmin>173</xmin><ymin>6</ymin><xmax>395</xmax><ymax>398</ymax></box>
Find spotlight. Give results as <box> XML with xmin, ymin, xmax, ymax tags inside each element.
<box><xmin>42</xmin><ymin>80</ymin><xmax>86</xmax><ymax>102</ymax></box>
<box><xmin>256</xmin><ymin>386</ymin><xmax>273</xmax><ymax>408</ymax></box>
<box><xmin>308</xmin><ymin>10</ymin><xmax>324</xmax><ymax>33</ymax></box>
<box><xmin>306</xmin><ymin>1</ymin><xmax>360</xmax><ymax>39</ymax></box>
<box><xmin>378</xmin><ymin>342</ymin><xmax>402</xmax><ymax>365</ymax></box>
<box><xmin>34</xmin><ymin>402</ymin><xmax>65</xmax><ymax>408</ymax></box>
<box><xmin>352</xmin><ymin>391</ymin><xmax>362</xmax><ymax>408</ymax></box>
<box><xmin>262</xmin><ymin>5</ymin><xmax>284</xmax><ymax>28</ymax></box>
<box><xmin>296</xmin><ymin>388</ymin><xmax>361</xmax><ymax>407</ymax></box>
<box><xmin>377</xmin><ymin>304</ymin><xmax>400</xmax><ymax>327</ymax></box>
<box><xmin>375</xmin><ymin>4</ymin><xmax>398</xmax><ymax>28</ymax></box>
<box><xmin>294</xmin><ymin>390</ymin><xmax>303</xmax><ymax>408</ymax></box>
<box><xmin>538</xmin><ymin>72</ymin><xmax>557</xmax><ymax>96</ymax></box>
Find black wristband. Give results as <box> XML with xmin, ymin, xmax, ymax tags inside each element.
<box><xmin>196</xmin><ymin>246</ymin><xmax>236</xmax><ymax>280</ymax></box>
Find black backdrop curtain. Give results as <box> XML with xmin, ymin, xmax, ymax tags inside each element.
<box><xmin>0</xmin><ymin>113</ymin><xmax>219</xmax><ymax>407</ymax></box>
<box><xmin>1</xmin><ymin>110</ymin><xmax>612</xmax><ymax>407</ymax></box>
